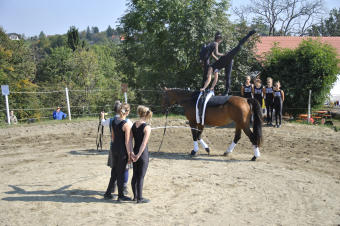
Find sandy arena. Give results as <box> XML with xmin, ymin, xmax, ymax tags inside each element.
<box><xmin>0</xmin><ymin>118</ymin><xmax>339</xmax><ymax>225</ymax></box>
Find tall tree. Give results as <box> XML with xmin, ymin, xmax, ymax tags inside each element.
<box><xmin>308</xmin><ymin>8</ymin><xmax>340</xmax><ymax>36</ymax></box>
<box><xmin>92</xmin><ymin>26</ymin><xmax>99</xmax><ymax>34</ymax></box>
<box><xmin>233</xmin><ymin>0</ymin><xmax>324</xmax><ymax>36</ymax></box>
<box><xmin>118</xmin><ymin>0</ymin><xmax>258</xmax><ymax>97</ymax></box>
<box><xmin>106</xmin><ymin>25</ymin><xmax>114</xmax><ymax>38</ymax></box>
<box><xmin>67</xmin><ymin>26</ymin><xmax>80</xmax><ymax>51</ymax></box>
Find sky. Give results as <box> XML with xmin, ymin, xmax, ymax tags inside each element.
<box><xmin>1</xmin><ymin>0</ymin><xmax>340</xmax><ymax>37</ymax></box>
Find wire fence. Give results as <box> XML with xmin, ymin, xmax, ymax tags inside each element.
<box><xmin>1</xmin><ymin>87</ymin><xmax>338</xmax><ymax>125</ymax></box>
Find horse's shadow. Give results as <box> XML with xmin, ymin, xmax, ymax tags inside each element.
<box><xmin>149</xmin><ymin>151</ymin><xmax>251</xmax><ymax>163</ymax></box>
<box><xmin>69</xmin><ymin>149</ymin><xmax>108</xmax><ymax>156</ymax></box>
<box><xmin>2</xmin><ymin>185</ymin><xmax>116</xmax><ymax>204</ymax></box>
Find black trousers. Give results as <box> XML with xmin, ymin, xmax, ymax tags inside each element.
<box><xmin>265</xmin><ymin>100</ymin><xmax>273</xmax><ymax>123</ymax></box>
<box><xmin>131</xmin><ymin>152</ymin><xmax>149</xmax><ymax>200</ymax></box>
<box><xmin>212</xmin><ymin>32</ymin><xmax>253</xmax><ymax>94</ymax></box>
<box><xmin>274</xmin><ymin>101</ymin><xmax>282</xmax><ymax>125</ymax></box>
<box><xmin>202</xmin><ymin>59</ymin><xmax>210</xmax><ymax>87</ymax></box>
<box><xmin>105</xmin><ymin>152</ymin><xmax>127</xmax><ymax>197</ymax></box>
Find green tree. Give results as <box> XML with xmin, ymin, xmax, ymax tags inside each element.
<box><xmin>92</xmin><ymin>26</ymin><xmax>99</xmax><ymax>34</ymax></box>
<box><xmin>106</xmin><ymin>25</ymin><xmax>114</xmax><ymax>37</ymax></box>
<box><xmin>67</xmin><ymin>26</ymin><xmax>80</xmax><ymax>51</ymax></box>
<box><xmin>261</xmin><ymin>39</ymin><xmax>339</xmax><ymax>115</ymax></box>
<box><xmin>308</xmin><ymin>8</ymin><xmax>340</xmax><ymax>36</ymax></box>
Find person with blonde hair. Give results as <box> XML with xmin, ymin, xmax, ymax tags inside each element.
<box><xmin>241</xmin><ymin>75</ymin><xmax>253</xmax><ymax>98</ymax></box>
<box><xmin>103</xmin><ymin>103</ymin><xmax>133</xmax><ymax>202</ymax></box>
<box><xmin>273</xmin><ymin>81</ymin><xmax>285</xmax><ymax>128</ymax></box>
<box><xmin>263</xmin><ymin>77</ymin><xmax>274</xmax><ymax>125</ymax></box>
<box><xmin>101</xmin><ymin>100</ymin><xmax>131</xmax><ymax>198</ymax></box>
<box><xmin>131</xmin><ymin>105</ymin><xmax>152</xmax><ymax>203</ymax></box>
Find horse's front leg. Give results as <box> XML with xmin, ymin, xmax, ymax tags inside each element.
<box><xmin>189</xmin><ymin>121</ymin><xmax>199</xmax><ymax>156</ymax></box>
<box><xmin>197</xmin><ymin>124</ymin><xmax>210</xmax><ymax>155</ymax></box>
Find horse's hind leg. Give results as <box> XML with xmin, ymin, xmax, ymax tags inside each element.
<box><xmin>223</xmin><ymin>127</ymin><xmax>241</xmax><ymax>156</ymax></box>
<box><xmin>197</xmin><ymin>124</ymin><xmax>209</xmax><ymax>155</ymax></box>
<box><xmin>243</xmin><ymin>127</ymin><xmax>261</xmax><ymax>161</ymax></box>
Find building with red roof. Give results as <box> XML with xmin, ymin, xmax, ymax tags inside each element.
<box><xmin>255</xmin><ymin>36</ymin><xmax>340</xmax><ymax>101</ymax></box>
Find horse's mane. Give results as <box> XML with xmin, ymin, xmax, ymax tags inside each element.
<box><xmin>165</xmin><ymin>88</ymin><xmax>200</xmax><ymax>102</ymax></box>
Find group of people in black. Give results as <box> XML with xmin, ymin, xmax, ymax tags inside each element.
<box><xmin>101</xmin><ymin>102</ymin><xmax>152</xmax><ymax>203</ymax></box>
<box><xmin>241</xmin><ymin>76</ymin><xmax>285</xmax><ymax>128</ymax></box>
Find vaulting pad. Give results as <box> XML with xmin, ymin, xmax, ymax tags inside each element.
<box><xmin>192</xmin><ymin>91</ymin><xmax>231</xmax><ymax>107</ymax></box>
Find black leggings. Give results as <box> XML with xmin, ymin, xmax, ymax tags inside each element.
<box><xmin>131</xmin><ymin>153</ymin><xmax>149</xmax><ymax>200</ymax></box>
<box><xmin>266</xmin><ymin>101</ymin><xmax>273</xmax><ymax>123</ymax></box>
<box><xmin>202</xmin><ymin>59</ymin><xmax>210</xmax><ymax>87</ymax></box>
<box><xmin>212</xmin><ymin>31</ymin><xmax>255</xmax><ymax>93</ymax></box>
<box><xmin>274</xmin><ymin>102</ymin><xmax>282</xmax><ymax>125</ymax></box>
<box><xmin>105</xmin><ymin>152</ymin><xmax>127</xmax><ymax>197</ymax></box>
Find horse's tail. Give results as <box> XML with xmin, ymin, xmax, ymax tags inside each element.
<box><xmin>247</xmin><ymin>98</ymin><xmax>263</xmax><ymax>147</ymax></box>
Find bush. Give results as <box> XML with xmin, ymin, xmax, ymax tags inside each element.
<box><xmin>261</xmin><ymin>39</ymin><xmax>339</xmax><ymax>116</ymax></box>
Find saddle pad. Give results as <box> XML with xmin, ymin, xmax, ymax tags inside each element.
<box><xmin>192</xmin><ymin>91</ymin><xmax>231</xmax><ymax>107</ymax></box>
<box><xmin>206</xmin><ymin>95</ymin><xmax>231</xmax><ymax>107</ymax></box>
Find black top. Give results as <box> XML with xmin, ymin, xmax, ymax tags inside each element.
<box><xmin>243</xmin><ymin>84</ymin><xmax>253</xmax><ymax>98</ymax></box>
<box><xmin>254</xmin><ymin>86</ymin><xmax>263</xmax><ymax>96</ymax></box>
<box><xmin>274</xmin><ymin>90</ymin><xmax>283</xmax><ymax>104</ymax></box>
<box><xmin>111</xmin><ymin>117</ymin><xmax>127</xmax><ymax>157</ymax></box>
<box><xmin>132</xmin><ymin>122</ymin><xmax>149</xmax><ymax>158</ymax></box>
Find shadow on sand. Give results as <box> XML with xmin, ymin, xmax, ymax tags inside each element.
<box><xmin>2</xmin><ymin>184</ymin><xmax>119</xmax><ymax>204</ymax></box>
<box><xmin>69</xmin><ymin>149</ymin><xmax>108</xmax><ymax>156</ymax></box>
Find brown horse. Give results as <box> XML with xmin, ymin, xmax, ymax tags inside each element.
<box><xmin>162</xmin><ymin>88</ymin><xmax>263</xmax><ymax>161</ymax></box>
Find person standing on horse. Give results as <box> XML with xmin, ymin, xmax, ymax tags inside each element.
<box><xmin>202</xmin><ymin>29</ymin><xmax>256</xmax><ymax>95</ymax></box>
<box><xmin>196</xmin><ymin>30</ymin><xmax>256</xmax><ymax>125</ymax></box>
<box><xmin>200</xmin><ymin>32</ymin><xmax>224</xmax><ymax>88</ymax></box>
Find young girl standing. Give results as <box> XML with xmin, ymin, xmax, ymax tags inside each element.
<box><xmin>273</xmin><ymin>81</ymin><xmax>285</xmax><ymax>128</ymax></box>
<box><xmin>263</xmin><ymin>77</ymin><xmax>274</xmax><ymax>125</ymax></box>
<box><xmin>131</xmin><ymin>105</ymin><xmax>152</xmax><ymax>203</ymax></box>
<box><xmin>253</xmin><ymin>79</ymin><xmax>263</xmax><ymax>105</ymax></box>
<box><xmin>241</xmin><ymin>76</ymin><xmax>253</xmax><ymax>99</ymax></box>
<box><xmin>104</xmin><ymin>103</ymin><xmax>132</xmax><ymax>202</ymax></box>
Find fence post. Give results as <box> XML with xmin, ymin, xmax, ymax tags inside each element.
<box><xmin>124</xmin><ymin>92</ymin><xmax>128</xmax><ymax>103</ymax></box>
<box><xmin>308</xmin><ymin>89</ymin><xmax>312</xmax><ymax>123</ymax></box>
<box><xmin>5</xmin><ymin>95</ymin><xmax>10</xmax><ymax>125</ymax></box>
<box><xmin>65</xmin><ymin>87</ymin><xmax>71</xmax><ymax>121</ymax></box>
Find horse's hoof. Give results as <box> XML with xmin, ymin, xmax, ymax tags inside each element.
<box><xmin>190</xmin><ymin>150</ymin><xmax>197</xmax><ymax>157</ymax></box>
<box><xmin>223</xmin><ymin>152</ymin><xmax>229</xmax><ymax>157</ymax></box>
<box><xmin>205</xmin><ymin>148</ymin><xmax>210</xmax><ymax>155</ymax></box>
<box><xmin>250</xmin><ymin>156</ymin><xmax>257</xmax><ymax>161</ymax></box>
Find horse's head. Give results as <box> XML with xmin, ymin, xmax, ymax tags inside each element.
<box><xmin>161</xmin><ymin>87</ymin><xmax>177</xmax><ymax>114</ymax></box>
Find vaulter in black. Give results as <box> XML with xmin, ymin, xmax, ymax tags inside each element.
<box><xmin>205</xmin><ymin>30</ymin><xmax>256</xmax><ymax>95</ymax></box>
<box><xmin>200</xmin><ymin>32</ymin><xmax>224</xmax><ymax>88</ymax></box>
<box><xmin>131</xmin><ymin>105</ymin><xmax>152</xmax><ymax>204</ymax></box>
<box><xmin>253</xmin><ymin>78</ymin><xmax>263</xmax><ymax>105</ymax></box>
<box><xmin>104</xmin><ymin>103</ymin><xmax>132</xmax><ymax>202</ymax></box>
<box><xmin>241</xmin><ymin>75</ymin><xmax>253</xmax><ymax>99</ymax></box>
<box><xmin>273</xmin><ymin>81</ymin><xmax>285</xmax><ymax>128</ymax></box>
<box><xmin>264</xmin><ymin>77</ymin><xmax>274</xmax><ymax>125</ymax></box>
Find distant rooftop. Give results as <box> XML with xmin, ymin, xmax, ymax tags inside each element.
<box><xmin>255</xmin><ymin>36</ymin><xmax>340</xmax><ymax>59</ymax></box>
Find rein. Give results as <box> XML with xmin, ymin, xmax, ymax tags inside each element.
<box><xmin>157</xmin><ymin>107</ymin><xmax>169</xmax><ymax>152</ymax></box>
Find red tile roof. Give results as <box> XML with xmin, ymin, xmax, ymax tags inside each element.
<box><xmin>255</xmin><ymin>36</ymin><xmax>340</xmax><ymax>60</ymax></box>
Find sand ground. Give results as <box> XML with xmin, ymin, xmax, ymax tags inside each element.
<box><xmin>0</xmin><ymin>118</ymin><xmax>339</xmax><ymax>225</ymax></box>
